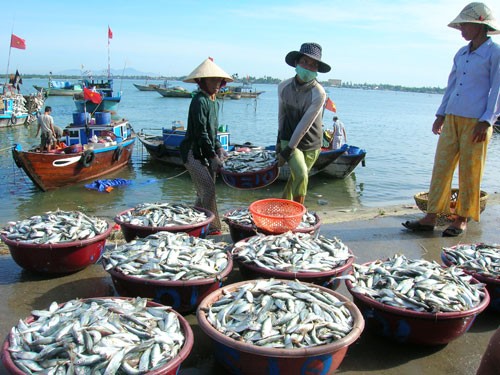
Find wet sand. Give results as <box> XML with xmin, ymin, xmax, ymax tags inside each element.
<box><xmin>1</xmin><ymin>195</ymin><xmax>499</xmax><ymax>374</ymax></box>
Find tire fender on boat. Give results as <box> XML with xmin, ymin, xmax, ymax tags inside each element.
<box><xmin>113</xmin><ymin>145</ymin><xmax>123</xmax><ymax>161</ymax></box>
<box><xmin>80</xmin><ymin>150</ymin><xmax>95</xmax><ymax>167</ymax></box>
<box><xmin>9</xmin><ymin>114</ymin><xmax>17</xmax><ymax>125</ymax></box>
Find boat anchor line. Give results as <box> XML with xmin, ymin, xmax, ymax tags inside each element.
<box><xmin>52</xmin><ymin>156</ymin><xmax>82</xmax><ymax>167</ymax></box>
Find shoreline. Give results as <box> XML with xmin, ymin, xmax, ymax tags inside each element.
<box><xmin>313</xmin><ymin>191</ymin><xmax>500</xmax><ymax>225</ymax></box>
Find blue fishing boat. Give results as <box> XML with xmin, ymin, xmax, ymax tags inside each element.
<box><xmin>0</xmin><ymin>86</ymin><xmax>45</xmax><ymax>128</ymax></box>
<box><xmin>73</xmin><ymin>78</ymin><xmax>121</xmax><ymax>113</ymax></box>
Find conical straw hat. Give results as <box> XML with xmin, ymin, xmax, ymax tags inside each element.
<box><xmin>448</xmin><ymin>2</ymin><xmax>500</xmax><ymax>35</ymax></box>
<box><xmin>183</xmin><ymin>58</ymin><xmax>234</xmax><ymax>83</ymax></box>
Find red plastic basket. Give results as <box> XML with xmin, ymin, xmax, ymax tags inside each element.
<box><xmin>249</xmin><ymin>198</ymin><xmax>306</xmax><ymax>234</ymax></box>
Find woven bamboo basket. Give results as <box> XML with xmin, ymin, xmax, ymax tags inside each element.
<box><xmin>414</xmin><ymin>189</ymin><xmax>488</xmax><ymax>225</ymax></box>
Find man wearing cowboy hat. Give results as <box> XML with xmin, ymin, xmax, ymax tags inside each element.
<box><xmin>403</xmin><ymin>2</ymin><xmax>500</xmax><ymax>237</ymax></box>
<box><xmin>276</xmin><ymin>42</ymin><xmax>331</xmax><ymax>205</ymax></box>
<box><xmin>180</xmin><ymin>57</ymin><xmax>233</xmax><ymax>236</ymax></box>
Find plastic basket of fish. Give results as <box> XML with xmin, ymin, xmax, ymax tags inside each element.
<box><xmin>223</xmin><ymin>207</ymin><xmax>322</xmax><ymax>242</ymax></box>
<box><xmin>220</xmin><ymin>149</ymin><xmax>279</xmax><ymax>190</ymax></box>
<box><xmin>345</xmin><ymin>254</ymin><xmax>490</xmax><ymax>345</ymax></box>
<box><xmin>0</xmin><ymin>210</ymin><xmax>111</xmax><ymax>274</ymax></box>
<box><xmin>102</xmin><ymin>231</ymin><xmax>233</xmax><ymax>313</ymax></box>
<box><xmin>1</xmin><ymin>297</ymin><xmax>194</xmax><ymax>375</ymax></box>
<box><xmin>196</xmin><ymin>279</ymin><xmax>364</xmax><ymax>375</ymax></box>
<box><xmin>232</xmin><ymin>232</ymin><xmax>354</xmax><ymax>288</ymax></box>
<box><xmin>441</xmin><ymin>243</ymin><xmax>500</xmax><ymax>312</ymax></box>
<box><xmin>114</xmin><ymin>202</ymin><xmax>215</xmax><ymax>242</ymax></box>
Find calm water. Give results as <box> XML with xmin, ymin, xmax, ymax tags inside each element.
<box><xmin>2</xmin><ymin>78</ymin><xmax>500</xmax><ymax>225</ymax></box>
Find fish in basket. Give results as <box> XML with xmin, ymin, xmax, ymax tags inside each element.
<box><xmin>220</xmin><ymin>149</ymin><xmax>279</xmax><ymax>189</ymax></box>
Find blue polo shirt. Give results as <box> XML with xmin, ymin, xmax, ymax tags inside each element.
<box><xmin>436</xmin><ymin>37</ymin><xmax>500</xmax><ymax>125</ymax></box>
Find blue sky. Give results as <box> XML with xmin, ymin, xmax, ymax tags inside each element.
<box><xmin>2</xmin><ymin>0</ymin><xmax>498</xmax><ymax>87</ymax></box>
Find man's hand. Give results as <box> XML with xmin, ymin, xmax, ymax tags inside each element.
<box><xmin>472</xmin><ymin>121</ymin><xmax>491</xmax><ymax>143</ymax></box>
<box><xmin>210</xmin><ymin>156</ymin><xmax>223</xmax><ymax>173</ymax></box>
<box><xmin>277</xmin><ymin>146</ymin><xmax>293</xmax><ymax>167</ymax></box>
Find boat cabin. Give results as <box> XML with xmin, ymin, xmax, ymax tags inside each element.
<box><xmin>64</xmin><ymin>112</ymin><xmax>131</xmax><ymax>146</ymax></box>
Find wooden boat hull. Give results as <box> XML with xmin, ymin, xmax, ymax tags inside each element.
<box><xmin>137</xmin><ymin>133</ymin><xmax>184</xmax><ymax>165</ymax></box>
<box><xmin>154</xmin><ymin>87</ymin><xmax>192</xmax><ymax>98</ymax></box>
<box><xmin>133</xmin><ymin>83</ymin><xmax>158</xmax><ymax>91</ymax></box>
<box><xmin>33</xmin><ymin>85</ymin><xmax>82</xmax><ymax>96</ymax></box>
<box><xmin>321</xmin><ymin>148</ymin><xmax>367</xmax><ymax>179</ymax></box>
<box><xmin>0</xmin><ymin>114</ymin><xmax>29</xmax><ymax>128</ymax></box>
<box><xmin>12</xmin><ymin>137</ymin><xmax>136</xmax><ymax>191</ymax></box>
<box><xmin>277</xmin><ymin>146</ymin><xmax>348</xmax><ymax>181</ymax></box>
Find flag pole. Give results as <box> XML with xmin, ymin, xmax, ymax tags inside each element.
<box><xmin>107</xmin><ymin>26</ymin><xmax>110</xmax><ymax>79</ymax></box>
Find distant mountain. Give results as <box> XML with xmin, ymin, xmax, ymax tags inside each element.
<box><xmin>55</xmin><ymin>67</ymin><xmax>159</xmax><ymax>77</ymax></box>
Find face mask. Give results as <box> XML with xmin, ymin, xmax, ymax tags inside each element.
<box><xmin>295</xmin><ymin>65</ymin><xmax>318</xmax><ymax>82</ymax></box>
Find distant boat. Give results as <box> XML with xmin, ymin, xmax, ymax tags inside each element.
<box><xmin>133</xmin><ymin>80</ymin><xmax>169</xmax><ymax>92</ymax></box>
<box><xmin>219</xmin><ymin>83</ymin><xmax>265</xmax><ymax>99</ymax></box>
<box><xmin>73</xmin><ymin>78</ymin><xmax>121</xmax><ymax>113</ymax></box>
<box><xmin>12</xmin><ymin>112</ymin><xmax>135</xmax><ymax>191</ymax></box>
<box><xmin>34</xmin><ymin>78</ymin><xmax>83</xmax><ymax>97</ymax></box>
<box><xmin>154</xmin><ymin>85</ymin><xmax>193</xmax><ymax>98</ymax></box>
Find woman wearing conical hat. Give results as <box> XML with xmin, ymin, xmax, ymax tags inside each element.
<box><xmin>179</xmin><ymin>58</ymin><xmax>233</xmax><ymax>236</ymax></box>
<box><xmin>403</xmin><ymin>2</ymin><xmax>500</xmax><ymax>237</ymax></box>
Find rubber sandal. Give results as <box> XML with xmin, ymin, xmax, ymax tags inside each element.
<box><xmin>442</xmin><ymin>227</ymin><xmax>464</xmax><ymax>237</ymax></box>
<box><xmin>402</xmin><ymin>220</ymin><xmax>435</xmax><ymax>232</ymax></box>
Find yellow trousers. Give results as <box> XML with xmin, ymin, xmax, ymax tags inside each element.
<box><xmin>427</xmin><ymin>115</ymin><xmax>492</xmax><ymax>222</ymax></box>
<box><xmin>280</xmin><ymin>141</ymin><xmax>320</xmax><ymax>200</ymax></box>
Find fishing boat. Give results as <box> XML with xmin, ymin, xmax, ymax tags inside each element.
<box><xmin>137</xmin><ymin>122</ymin><xmax>229</xmax><ymax>165</ymax></box>
<box><xmin>273</xmin><ymin>144</ymin><xmax>349</xmax><ymax>181</ymax></box>
<box><xmin>219</xmin><ymin>83</ymin><xmax>265</xmax><ymax>99</ymax></box>
<box><xmin>33</xmin><ymin>77</ymin><xmax>83</xmax><ymax>97</ymax></box>
<box><xmin>320</xmin><ymin>145</ymin><xmax>367</xmax><ymax>178</ymax></box>
<box><xmin>12</xmin><ymin>111</ymin><xmax>135</xmax><ymax>191</ymax></box>
<box><xmin>73</xmin><ymin>78</ymin><xmax>121</xmax><ymax>113</ymax></box>
<box><xmin>133</xmin><ymin>79</ymin><xmax>169</xmax><ymax>91</ymax></box>
<box><xmin>154</xmin><ymin>85</ymin><xmax>193</xmax><ymax>98</ymax></box>
<box><xmin>1</xmin><ymin>85</ymin><xmax>45</xmax><ymax>128</ymax></box>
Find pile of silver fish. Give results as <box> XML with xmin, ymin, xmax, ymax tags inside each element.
<box><xmin>222</xmin><ymin>149</ymin><xmax>276</xmax><ymax>173</ymax></box>
<box><xmin>349</xmin><ymin>254</ymin><xmax>486</xmax><ymax>313</ymax></box>
<box><xmin>1</xmin><ymin>210</ymin><xmax>108</xmax><ymax>244</ymax></box>
<box><xmin>7</xmin><ymin>297</ymin><xmax>186</xmax><ymax>374</ymax></box>
<box><xmin>103</xmin><ymin>231</ymin><xmax>229</xmax><ymax>281</ymax></box>
<box><xmin>224</xmin><ymin>207</ymin><xmax>318</xmax><ymax>229</ymax></box>
<box><xmin>203</xmin><ymin>279</ymin><xmax>353</xmax><ymax>348</ymax></box>
<box><xmin>117</xmin><ymin>202</ymin><xmax>208</xmax><ymax>227</ymax></box>
<box><xmin>232</xmin><ymin>232</ymin><xmax>351</xmax><ymax>273</ymax></box>
<box><xmin>442</xmin><ymin>243</ymin><xmax>500</xmax><ymax>278</ymax></box>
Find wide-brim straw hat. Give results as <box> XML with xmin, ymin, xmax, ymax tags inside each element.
<box><xmin>183</xmin><ymin>58</ymin><xmax>234</xmax><ymax>83</ymax></box>
<box><xmin>448</xmin><ymin>2</ymin><xmax>500</xmax><ymax>35</ymax></box>
<box><xmin>285</xmin><ymin>42</ymin><xmax>331</xmax><ymax>73</ymax></box>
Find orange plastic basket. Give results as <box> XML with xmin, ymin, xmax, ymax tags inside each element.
<box><xmin>249</xmin><ymin>198</ymin><xmax>306</xmax><ymax>235</ymax></box>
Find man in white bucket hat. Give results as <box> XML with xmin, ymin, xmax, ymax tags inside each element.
<box><xmin>180</xmin><ymin>57</ymin><xmax>233</xmax><ymax>236</ymax></box>
<box><xmin>276</xmin><ymin>42</ymin><xmax>331</xmax><ymax>205</ymax></box>
<box><xmin>403</xmin><ymin>2</ymin><xmax>500</xmax><ymax>237</ymax></box>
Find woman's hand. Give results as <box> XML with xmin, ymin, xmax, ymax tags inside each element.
<box><xmin>216</xmin><ymin>148</ymin><xmax>228</xmax><ymax>160</ymax></box>
<box><xmin>210</xmin><ymin>156</ymin><xmax>223</xmax><ymax>173</ymax></box>
<box><xmin>472</xmin><ymin>121</ymin><xmax>491</xmax><ymax>143</ymax></box>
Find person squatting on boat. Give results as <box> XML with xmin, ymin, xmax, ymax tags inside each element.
<box><xmin>276</xmin><ymin>42</ymin><xmax>331</xmax><ymax>205</ymax></box>
<box><xmin>35</xmin><ymin>106</ymin><xmax>63</xmax><ymax>152</ymax></box>
<box><xmin>402</xmin><ymin>2</ymin><xmax>500</xmax><ymax>237</ymax></box>
<box><xmin>179</xmin><ymin>58</ymin><xmax>232</xmax><ymax>236</ymax></box>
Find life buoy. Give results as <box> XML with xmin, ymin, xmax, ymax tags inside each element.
<box><xmin>80</xmin><ymin>150</ymin><xmax>95</xmax><ymax>167</ymax></box>
<box><xmin>9</xmin><ymin>114</ymin><xmax>17</xmax><ymax>125</ymax></box>
<box><xmin>113</xmin><ymin>145</ymin><xmax>123</xmax><ymax>161</ymax></box>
